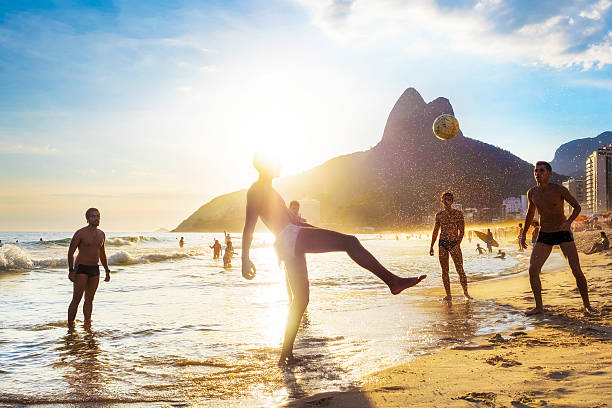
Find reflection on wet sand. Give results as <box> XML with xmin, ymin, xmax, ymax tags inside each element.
<box><xmin>56</xmin><ymin>323</ymin><xmax>104</xmax><ymax>400</ymax></box>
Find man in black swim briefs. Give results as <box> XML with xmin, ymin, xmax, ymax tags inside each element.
<box><xmin>519</xmin><ymin>161</ymin><xmax>594</xmax><ymax>316</ymax></box>
<box><xmin>430</xmin><ymin>192</ymin><xmax>471</xmax><ymax>302</ymax></box>
<box><xmin>67</xmin><ymin>208</ymin><xmax>111</xmax><ymax>326</ymax></box>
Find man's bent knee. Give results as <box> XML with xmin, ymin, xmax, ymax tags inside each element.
<box><xmin>344</xmin><ymin>234</ymin><xmax>360</xmax><ymax>248</ymax></box>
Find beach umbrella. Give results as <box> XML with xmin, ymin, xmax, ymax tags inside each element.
<box><xmin>575</xmin><ymin>215</ymin><xmax>588</xmax><ymax>222</ymax></box>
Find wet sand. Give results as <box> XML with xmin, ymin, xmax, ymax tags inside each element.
<box><xmin>286</xmin><ymin>229</ymin><xmax>612</xmax><ymax>407</ymax></box>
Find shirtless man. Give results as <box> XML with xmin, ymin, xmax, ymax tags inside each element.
<box><xmin>429</xmin><ymin>192</ymin><xmax>471</xmax><ymax>301</ymax></box>
<box><xmin>242</xmin><ymin>152</ymin><xmax>426</xmax><ymax>366</ymax></box>
<box><xmin>520</xmin><ymin>161</ymin><xmax>593</xmax><ymax>316</ymax></box>
<box><xmin>67</xmin><ymin>208</ymin><xmax>110</xmax><ymax>326</ymax></box>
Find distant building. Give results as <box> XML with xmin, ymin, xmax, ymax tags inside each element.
<box><xmin>562</xmin><ymin>177</ymin><xmax>587</xmax><ymax>217</ymax></box>
<box><xmin>501</xmin><ymin>196</ymin><xmax>527</xmax><ymax>220</ymax></box>
<box><xmin>463</xmin><ymin>208</ymin><xmax>477</xmax><ymax>222</ymax></box>
<box><xmin>585</xmin><ymin>144</ymin><xmax>612</xmax><ymax>214</ymax></box>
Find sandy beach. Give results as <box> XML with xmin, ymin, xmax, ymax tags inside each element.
<box><xmin>287</xmin><ymin>229</ymin><xmax>612</xmax><ymax>407</ymax></box>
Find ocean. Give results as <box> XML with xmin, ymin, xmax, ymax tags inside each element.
<box><xmin>0</xmin><ymin>231</ymin><xmax>567</xmax><ymax>406</ymax></box>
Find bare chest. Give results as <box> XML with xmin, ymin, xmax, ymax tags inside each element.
<box><xmin>532</xmin><ymin>189</ymin><xmax>564</xmax><ymax>214</ymax></box>
<box><xmin>79</xmin><ymin>231</ymin><xmax>104</xmax><ymax>249</ymax></box>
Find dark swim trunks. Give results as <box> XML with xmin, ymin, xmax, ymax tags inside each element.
<box><xmin>536</xmin><ymin>231</ymin><xmax>574</xmax><ymax>246</ymax></box>
<box><xmin>75</xmin><ymin>264</ymin><xmax>100</xmax><ymax>277</ymax></box>
<box><xmin>439</xmin><ymin>239</ymin><xmax>458</xmax><ymax>252</ymax></box>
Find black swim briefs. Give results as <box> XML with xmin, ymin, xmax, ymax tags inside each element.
<box><xmin>439</xmin><ymin>239</ymin><xmax>458</xmax><ymax>252</ymax></box>
<box><xmin>536</xmin><ymin>231</ymin><xmax>573</xmax><ymax>246</ymax></box>
<box><xmin>75</xmin><ymin>264</ymin><xmax>100</xmax><ymax>277</ymax></box>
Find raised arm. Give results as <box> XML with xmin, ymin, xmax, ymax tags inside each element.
<box><xmin>67</xmin><ymin>230</ymin><xmax>80</xmax><ymax>282</ymax></box>
<box><xmin>560</xmin><ymin>185</ymin><xmax>581</xmax><ymax>229</ymax></box>
<box><xmin>241</xmin><ymin>186</ymin><xmax>261</xmax><ymax>280</ymax></box>
<box><xmin>99</xmin><ymin>233</ymin><xmax>110</xmax><ymax>282</ymax></box>
<box><xmin>520</xmin><ymin>190</ymin><xmax>537</xmax><ymax>249</ymax></box>
<box><xmin>429</xmin><ymin>214</ymin><xmax>440</xmax><ymax>256</ymax></box>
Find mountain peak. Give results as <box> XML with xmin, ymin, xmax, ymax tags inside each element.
<box><xmin>379</xmin><ymin>88</ymin><xmax>457</xmax><ymax>149</ymax></box>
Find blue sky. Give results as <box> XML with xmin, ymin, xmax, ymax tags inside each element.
<box><xmin>1</xmin><ymin>0</ymin><xmax>611</xmax><ymax>230</ymax></box>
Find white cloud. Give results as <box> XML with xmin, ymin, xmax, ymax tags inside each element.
<box><xmin>0</xmin><ymin>142</ymin><xmax>57</xmax><ymax>155</ymax></box>
<box><xmin>295</xmin><ymin>0</ymin><xmax>612</xmax><ymax>69</ymax></box>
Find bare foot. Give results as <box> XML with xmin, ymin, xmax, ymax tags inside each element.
<box><xmin>442</xmin><ymin>295</ymin><xmax>452</xmax><ymax>303</ymax></box>
<box><xmin>463</xmin><ymin>293</ymin><xmax>473</xmax><ymax>300</ymax></box>
<box><xmin>585</xmin><ymin>305</ymin><xmax>598</xmax><ymax>315</ymax></box>
<box><xmin>278</xmin><ymin>354</ymin><xmax>297</xmax><ymax>367</ymax></box>
<box><xmin>390</xmin><ymin>275</ymin><xmax>426</xmax><ymax>295</ymax></box>
<box><xmin>525</xmin><ymin>307</ymin><xmax>544</xmax><ymax>316</ymax></box>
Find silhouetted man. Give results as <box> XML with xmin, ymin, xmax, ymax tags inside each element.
<box><xmin>67</xmin><ymin>208</ymin><xmax>110</xmax><ymax>326</ymax></box>
<box><xmin>520</xmin><ymin>161</ymin><xmax>593</xmax><ymax>315</ymax></box>
<box><xmin>430</xmin><ymin>192</ymin><xmax>471</xmax><ymax>301</ymax></box>
<box><xmin>242</xmin><ymin>151</ymin><xmax>426</xmax><ymax>366</ymax></box>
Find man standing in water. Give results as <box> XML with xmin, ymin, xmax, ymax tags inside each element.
<box><xmin>67</xmin><ymin>208</ymin><xmax>110</xmax><ymax>326</ymax></box>
<box><xmin>429</xmin><ymin>192</ymin><xmax>471</xmax><ymax>301</ymax></box>
<box><xmin>520</xmin><ymin>161</ymin><xmax>594</xmax><ymax>316</ymax></box>
<box><xmin>241</xmin><ymin>152</ymin><xmax>426</xmax><ymax>366</ymax></box>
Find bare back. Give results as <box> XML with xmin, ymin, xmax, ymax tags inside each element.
<box><xmin>246</xmin><ymin>181</ymin><xmax>293</xmax><ymax>236</ymax></box>
<box><xmin>436</xmin><ymin>209</ymin><xmax>464</xmax><ymax>241</ymax></box>
<box><xmin>72</xmin><ymin>227</ymin><xmax>105</xmax><ymax>265</ymax></box>
<box><xmin>528</xmin><ymin>183</ymin><xmax>574</xmax><ymax>232</ymax></box>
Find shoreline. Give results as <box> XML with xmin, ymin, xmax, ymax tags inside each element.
<box><xmin>285</xmin><ymin>234</ymin><xmax>612</xmax><ymax>407</ymax></box>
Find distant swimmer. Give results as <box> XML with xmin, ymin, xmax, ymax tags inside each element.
<box><xmin>179</xmin><ymin>237</ymin><xmax>184</xmax><ymax>248</ymax></box>
<box><xmin>430</xmin><ymin>192</ymin><xmax>471</xmax><ymax>301</ymax></box>
<box><xmin>210</xmin><ymin>239</ymin><xmax>222</xmax><ymax>259</ymax></box>
<box><xmin>67</xmin><ymin>208</ymin><xmax>110</xmax><ymax>326</ymax></box>
<box><xmin>494</xmin><ymin>249</ymin><xmax>506</xmax><ymax>259</ymax></box>
<box><xmin>40</xmin><ymin>237</ymin><xmax>43</xmax><ymax>242</ymax></box>
<box><xmin>476</xmin><ymin>243</ymin><xmax>484</xmax><ymax>255</ymax></box>
<box><xmin>520</xmin><ymin>161</ymin><xmax>594</xmax><ymax>316</ymax></box>
<box><xmin>242</xmin><ymin>151</ymin><xmax>426</xmax><ymax>366</ymax></box>
<box><xmin>223</xmin><ymin>243</ymin><xmax>233</xmax><ymax>268</ymax></box>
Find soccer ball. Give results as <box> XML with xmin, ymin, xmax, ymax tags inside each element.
<box><xmin>432</xmin><ymin>114</ymin><xmax>460</xmax><ymax>140</ymax></box>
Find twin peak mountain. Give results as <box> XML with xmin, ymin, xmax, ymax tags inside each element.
<box><xmin>174</xmin><ymin>88</ymin><xmax>563</xmax><ymax>232</ymax></box>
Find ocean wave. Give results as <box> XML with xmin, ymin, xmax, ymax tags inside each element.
<box><xmin>107</xmin><ymin>250</ymin><xmax>192</xmax><ymax>265</ymax></box>
<box><xmin>105</xmin><ymin>236</ymin><xmax>159</xmax><ymax>246</ymax></box>
<box><xmin>0</xmin><ymin>244</ymin><xmax>195</xmax><ymax>271</ymax></box>
<box><xmin>0</xmin><ymin>244</ymin><xmax>68</xmax><ymax>270</ymax></box>
<box><xmin>0</xmin><ymin>244</ymin><xmax>35</xmax><ymax>270</ymax></box>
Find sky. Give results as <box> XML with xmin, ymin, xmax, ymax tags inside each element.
<box><xmin>1</xmin><ymin>0</ymin><xmax>611</xmax><ymax>231</ymax></box>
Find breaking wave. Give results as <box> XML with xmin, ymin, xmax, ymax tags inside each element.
<box><xmin>105</xmin><ymin>236</ymin><xmax>160</xmax><ymax>246</ymax></box>
<box><xmin>0</xmin><ymin>244</ymin><xmax>196</xmax><ymax>271</ymax></box>
<box><xmin>107</xmin><ymin>250</ymin><xmax>192</xmax><ymax>265</ymax></box>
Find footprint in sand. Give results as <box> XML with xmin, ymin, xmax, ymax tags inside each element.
<box><xmin>455</xmin><ymin>392</ymin><xmax>496</xmax><ymax>405</ymax></box>
<box><xmin>486</xmin><ymin>355</ymin><xmax>522</xmax><ymax>367</ymax></box>
<box><xmin>546</xmin><ymin>370</ymin><xmax>572</xmax><ymax>380</ymax></box>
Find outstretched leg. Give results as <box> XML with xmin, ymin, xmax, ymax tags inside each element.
<box><xmin>449</xmin><ymin>245</ymin><xmax>471</xmax><ymax>299</ymax></box>
<box><xmin>279</xmin><ymin>255</ymin><xmax>309</xmax><ymax>367</ymax></box>
<box><xmin>438</xmin><ymin>246</ymin><xmax>452</xmax><ymax>301</ymax></box>
<box><xmin>526</xmin><ymin>242</ymin><xmax>552</xmax><ymax>316</ymax></box>
<box><xmin>559</xmin><ymin>241</ymin><xmax>593</xmax><ymax>312</ymax></box>
<box><xmin>295</xmin><ymin>227</ymin><xmax>426</xmax><ymax>294</ymax></box>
